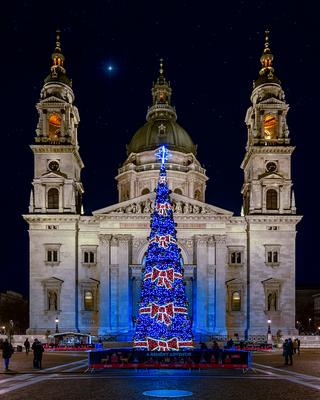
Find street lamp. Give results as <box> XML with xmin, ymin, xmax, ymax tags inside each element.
<box><xmin>308</xmin><ymin>318</ymin><xmax>312</xmax><ymax>333</ymax></box>
<box><xmin>267</xmin><ymin>319</ymin><xmax>272</xmax><ymax>344</ymax></box>
<box><xmin>55</xmin><ymin>317</ymin><xmax>59</xmax><ymax>333</ymax></box>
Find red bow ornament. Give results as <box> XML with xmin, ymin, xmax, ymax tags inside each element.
<box><xmin>147</xmin><ymin>337</ymin><xmax>179</xmax><ymax>351</ymax></box>
<box><xmin>151</xmin><ymin>303</ymin><xmax>174</xmax><ymax>326</ymax></box>
<box><xmin>156</xmin><ymin>202</ymin><xmax>172</xmax><ymax>216</ymax></box>
<box><xmin>149</xmin><ymin>235</ymin><xmax>176</xmax><ymax>248</ymax></box>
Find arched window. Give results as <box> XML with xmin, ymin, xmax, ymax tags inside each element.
<box><xmin>266</xmin><ymin>189</ymin><xmax>278</xmax><ymax>210</ymax></box>
<box><xmin>194</xmin><ymin>189</ymin><xmax>202</xmax><ymax>201</ymax></box>
<box><xmin>48</xmin><ymin>188</ymin><xmax>59</xmax><ymax>209</ymax></box>
<box><xmin>48</xmin><ymin>113</ymin><xmax>61</xmax><ymax>142</ymax></box>
<box><xmin>263</xmin><ymin>114</ymin><xmax>277</xmax><ymax>140</ymax></box>
<box><xmin>141</xmin><ymin>188</ymin><xmax>150</xmax><ymax>195</ymax></box>
<box><xmin>174</xmin><ymin>188</ymin><xmax>183</xmax><ymax>195</ymax></box>
<box><xmin>231</xmin><ymin>292</ymin><xmax>241</xmax><ymax>311</ymax></box>
<box><xmin>84</xmin><ymin>291</ymin><xmax>94</xmax><ymax>311</ymax></box>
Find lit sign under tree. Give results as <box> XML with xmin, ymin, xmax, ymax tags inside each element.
<box><xmin>133</xmin><ymin>146</ymin><xmax>193</xmax><ymax>351</ymax></box>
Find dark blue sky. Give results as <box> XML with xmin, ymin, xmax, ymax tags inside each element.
<box><xmin>0</xmin><ymin>0</ymin><xmax>318</xmax><ymax>295</ymax></box>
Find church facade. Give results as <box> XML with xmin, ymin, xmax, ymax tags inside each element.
<box><xmin>24</xmin><ymin>32</ymin><xmax>301</xmax><ymax>340</ymax></box>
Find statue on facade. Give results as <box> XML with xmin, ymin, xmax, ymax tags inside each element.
<box><xmin>48</xmin><ymin>291</ymin><xmax>57</xmax><ymax>311</ymax></box>
<box><xmin>267</xmin><ymin>291</ymin><xmax>277</xmax><ymax>311</ymax></box>
<box><xmin>144</xmin><ymin>200</ymin><xmax>151</xmax><ymax>214</ymax></box>
<box><xmin>176</xmin><ymin>201</ymin><xmax>182</xmax><ymax>214</ymax></box>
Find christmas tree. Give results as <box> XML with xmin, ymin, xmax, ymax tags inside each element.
<box><xmin>133</xmin><ymin>146</ymin><xmax>193</xmax><ymax>351</ymax></box>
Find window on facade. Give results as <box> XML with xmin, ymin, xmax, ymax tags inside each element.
<box><xmin>267</xmin><ymin>251</ymin><xmax>278</xmax><ymax>263</ymax></box>
<box><xmin>48</xmin><ymin>113</ymin><xmax>61</xmax><ymax>141</ymax></box>
<box><xmin>48</xmin><ymin>188</ymin><xmax>59</xmax><ymax>209</ymax></box>
<box><xmin>84</xmin><ymin>251</ymin><xmax>95</xmax><ymax>264</ymax></box>
<box><xmin>263</xmin><ymin>114</ymin><xmax>277</xmax><ymax>140</ymax></box>
<box><xmin>231</xmin><ymin>292</ymin><xmax>241</xmax><ymax>311</ymax></box>
<box><xmin>174</xmin><ymin>188</ymin><xmax>183</xmax><ymax>195</ymax></box>
<box><xmin>230</xmin><ymin>251</ymin><xmax>242</xmax><ymax>264</ymax></box>
<box><xmin>266</xmin><ymin>189</ymin><xmax>278</xmax><ymax>210</ymax></box>
<box><xmin>84</xmin><ymin>291</ymin><xmax>94</xmax><ymax>311</ymax></box>
<box><xmin>47</xmin><ymin>250</ymin><xmax>58</xmax><ymax>262</ymax></box>
<box><xmin>141</xmin><ymin>188</ymin><xmax>150</xmax><ymax>195</ymax></box>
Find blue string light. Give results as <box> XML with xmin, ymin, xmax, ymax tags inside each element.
<box><xmin>133</xmin><ymin>146</ymin><xmax>193</xmax><ymax>350</ymax></box>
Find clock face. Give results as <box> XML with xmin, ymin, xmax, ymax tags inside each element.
<box><xmin>266</xmin><ymin>161</ymin><xmax>277</xmax><ymax>173</ymax></box>
<box><xmin>48</xmin><ymin>160</ymin><xmax>60</xmax><ymax>172</ymax></box>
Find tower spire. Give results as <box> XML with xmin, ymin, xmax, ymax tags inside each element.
<box><xmin>146</xmin><ymin>59</ymin><xmax>177</xmax><ymax>121</ymax></box>
<box><xmin>44</xmin><ymin>29</ymin><xmax>71</xmax><ymax>87</ymax></box>
<box><xmin>158</xmin><ymin>57</ymin><xmax>165</xmax><ymax>84</ymax></box>
<box><xmin>253</xmin><ymin>29</ymin><xmax>280</xmax><ymax>88</ymax></box>
<box><xmin>55</xmin><ymin>29</ymin><xmax>62</xmax><ymax>53</ymax></box>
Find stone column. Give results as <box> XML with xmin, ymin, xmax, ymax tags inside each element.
<box><xmin>207</xmin><ymin>237</ymin><xmax>215</xmax><ymax>332</ymax></box>
<box><xmin>130</xmin><ymin>177</ymin><xmax>135</xmax><ymax>199</ymax></box>
<box><xmin>215</xmin><ymin>235</ymin><xmax>227</xmax><ymax>335</ymax></box>
<box><xmin>188</xmin><ymin>179</ymin><xmax>195</xmax><ymax>198</ymax></box>
<box><xmin>98</xmin><ymin>234</ymin><xmax>112</xmax><ymax>336</ymax></box>
<box><xmin>195</xmin><ymin>235</ymin><xmax>209</xmax><ymax>333</ymax></box>
<box><xmin>116</xmin><ymin>234</ymin><xmax>132</xmax><ymax>332</ymax></box>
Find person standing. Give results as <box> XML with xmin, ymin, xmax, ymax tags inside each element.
<box><xmin>282</xmin><ymin>339</ymin><xmax>290</xmax><ymax>365</ymax></box>
<box><xmin>32</xmin><ymin>338</ymin><xmax>44</xmax><ymax>369</ymax></box>
<box><xmin>24</xmin><ymin>338</ymin><xmax>30</xmax><ymax>355</ymax></box>
<box><xmin>297</xmin><ymin>338</ymin><xmax>301</xmax><ymax>355</ymax></box>
<box><xmin>2</xmin><ymin>338</ymin><xmax>14</xmax><ymax>372</ymax></box>
<box><xmin>287</xmin><ymin>338</ymin><xmax>294</xmax><ymax>365</ymax></box>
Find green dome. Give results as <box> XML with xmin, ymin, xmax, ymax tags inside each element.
<box><xmin>127</xmin><ymin>119</ymin><xmax>197</xmax><ymax>155</ymax></box>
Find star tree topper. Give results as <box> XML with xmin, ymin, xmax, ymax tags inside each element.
<box><xmin>156</xmin><ymin>145</ymin><xmax>169</xmax><ymax>165</ymax></box>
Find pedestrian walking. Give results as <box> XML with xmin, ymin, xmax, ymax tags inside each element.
<box><xmin>32</xmin><ymin>338</ymin><xmax>44</xmax><ymax>369</ymax></box>
<box><xmin>2</xmin><ymin>338</ymin><xmax>14</xmax><ymax>372</ymax></box>
<box><xmin>297</xmin><ymin>338</ymin><xmax>301</xmax><ymax>355</ymax></box>
<box><xmin>24</xmin><ymin>338</ymin><xmax>30</xmax><ymax>355</ymax></box>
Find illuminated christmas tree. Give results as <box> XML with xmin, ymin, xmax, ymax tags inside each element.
<box><xmin>133</xmin><ymin>146</ymin><xmax>193</xmax><ymax>351</ymax></box>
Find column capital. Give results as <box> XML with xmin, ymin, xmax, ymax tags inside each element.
<box><xmin>114</xmin><ymin>234</ymin><xmax>132</xmax><ymax>242</ymax></box>
<box><xmin>194</xmin><ymin>234</ymin><xmax>211</xmax><ymax>246</ymax></box>
<box><xmin>98</xmin><ymin>234</ymin><xmax>112</xmax><ymax>245</ymax></box>
<box><xmin>214</xmin><ymin>234</ymin><xmax>227</xmax><ymax>245</ymax></box>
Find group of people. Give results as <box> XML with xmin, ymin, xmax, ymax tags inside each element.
<box><xmin>1</xmin><ymin>337</ymin><xmax>44</xmax><ymax>372</ymax></box>
<box><xmin>282</xmin><ymin>338</ymin><xmax>300</xmax><ymax>365</ymax></box>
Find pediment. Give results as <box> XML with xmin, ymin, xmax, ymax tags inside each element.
<box><xmin>41</xmin><ymin>95</ymin><xmax>64</xmax><ymax>103</ymax></box>
<box><xmin>41</xmin><ymin>277</ymin><xmax>64</xmax><ymax>286</ymax></box>
<box><xmin>259</xmin><ymin>171</ymin><xmax>284</xmax><ymax>180</ymax></box>
<box><xmin>261</xmin><ymin>278</ymin><xmax>282</xmax><ymax>285</ymax></box>
<box><xmin>259</xmin><ymin>97</ymin><xmax>285</xmax><ymax>105</ymax></box>
<box><xmin>42</xmin><ymin>171</ymin><xmax>67</xmax><ymax>179</ymax></box>
<box><xmin>93</xmin><ymin>192</ymin><xmax>233</xmax><ymax>216</ymax></box>
<box><xmin>225</xmin><ymin>278</ymin><xmax>244</xmax><ymax>286</ymax></box>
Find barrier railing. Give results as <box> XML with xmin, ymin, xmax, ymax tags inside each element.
<box><xmin>88</xmin><ymin>348</ymin><xmax>251</xmax><ymax>370</ymax></box>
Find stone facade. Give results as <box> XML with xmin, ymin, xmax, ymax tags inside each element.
<box><xmin>24</xmin><ymin>33</ymin><xmax>301</xmax><ymax>340</ymax></box>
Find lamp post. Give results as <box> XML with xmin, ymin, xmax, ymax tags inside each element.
<box><xmin>55</xmin><ymin>317</ymin><xmax>59</xmax><ymax>333</ymax></box>
<box><xmin>9</xmin><ymin>320</ymin><xmax>14</xmax><ymax>344</ymax></box>
<box><xmin>308</xmin><ymin>318</ymin><xmax>312</xmax><ymax>333</ymax></box>
<box><xmin>267</xmin><ymin>319</ymin><xmax>272</xmax><ymax>344</ymax></box>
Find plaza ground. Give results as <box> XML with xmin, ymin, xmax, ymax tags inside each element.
<box><xmin>0</xmin><ymin>349</ymin><xmax>319</xmax><ymax>399</ymax></box>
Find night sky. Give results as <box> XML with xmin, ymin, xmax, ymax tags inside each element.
<box><xmin>0</xmin><ymin>1</ymin><xmax>318</xmax><ymax>296</ymax></box>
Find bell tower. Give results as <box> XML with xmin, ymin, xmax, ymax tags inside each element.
<box><xmin>29</xmin><ymin>30</ymin><xmax>84</xmax><ymax>214</ymax></box>
<box><xmin>241</xmin><ymin>31</ymin><xmax>296</xmax><ymax>215</ymax></box>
